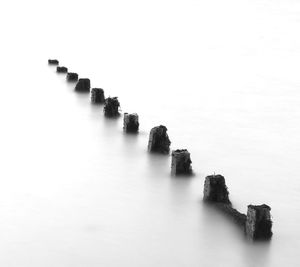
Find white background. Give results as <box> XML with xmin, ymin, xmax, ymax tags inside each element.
<box><xmin>0</xmin><ymin>0</ymin><xmax>300</xmax><ymax>266</ymax></box>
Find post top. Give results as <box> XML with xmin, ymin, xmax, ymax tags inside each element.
<box><xmin>124</xmin><ymin>112</ymin><xmax>138</xmax><ymax>116</ymax></box>
<box><xmin>153</xmin><ymin>125</ymin><xmax>167</xmax><ymax>130</ymax></box>
<box><xmin>206</xmin><ymin>174</ymin><xmax>225</xmax><ymax>182</ymax></box>
<box><xmin>248</xmin><ymin>204</ymin><xmax>271</xmax><ymax>211</ymax></box>
<box><xmin>173</xmin><ymin>149</ymin><xmax>188</xmax><ymax>153</ymax></box>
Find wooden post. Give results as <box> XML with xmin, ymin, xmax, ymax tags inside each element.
<box><xmin>123</xmin><ymin>113</ymin><xmax>139</xmax><ymax>133</ymax></box>
<box><xmin>147</xmin><ymin>125</ymin><xmax>171</xmax><ymax>154</ymax></box>
<box><xmin>171</xmin><ymin>149</ymin><xmax>192</xmax><ymax>175</ymax></box>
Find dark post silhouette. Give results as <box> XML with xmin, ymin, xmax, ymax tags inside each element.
<box><xmin>203</xmin><ymin>175</ymin><xmax>246</xmax><ymax>225</ymax></box>
<box><xmin>66</xmin><ymin>72</ymin><xmax>78</xmax><ymax>81</ymax></box>
<box><xmin>75</xmin><ymin>78</ymin><xmax>91</xmax><ymax>92</ymax></box>
<box><xmin>245</xmin><ymin>204</ymin><xmax>273</xmax><ymax>240</ymax></box>
<box><xmin>203</xmin><ymin>174</ymin><xmax>231</xmax><ymax>204</ymax></box>
<box><xmin>91</xmin><ymin>88</ymin><xmax>105</xmax><ymax>104</ymax></box>
<box><xmin>48</xmin><ymin>59</ymin><xmax>59</xmax><ymax>65</ymax></box>
<box><xmin>123</xmin><ymin>113</ymin><xmax>139</xmax><ymax>133</ymax></box>
<box><xmin>171</xmin><ymin>149</ymin><xmax>192</xmax><ymax>175</ymax></box>
<box><xmin>203</xmin><ymin>175</ymin><xmax>273</xmax><ymax>239</ymax></box>
<box><xmin>56</xmin><ymin>66</ymin><xmax>68</xmax><ymax>73</ymax></box>
<box><xmin>148</xmin><ymin>125</ymin><xmax>171</xmax><ymax>154</ymax></box>
<box><xmin>104</xmin><ymin>97</ymin><xmax>120</xmax><ymax>117</ymax></box>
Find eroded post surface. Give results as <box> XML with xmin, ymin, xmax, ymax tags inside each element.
<box><xmin>245</xmin><ymin>204</ymin><xmax>273</xmax><ymax>240</ymax></box>
<box><xmin>91</xmin><ymin>88</ymin><xmax>105</xmax><ymax>104</ymax></box>
<box><xmin>123</xmin><ymin>113</ymin><xmax>139</xmax><ymax>133</ymax></box>
<box><xmin>147</xmin><ymin>125</ymin><xmax>171</xmax><ymax>154</ymax></box>
<box><xmin>66</xmin><ymin>72</ymin><xmax>78</xmax><ymax>82</ymax></box>
<box><xmin>56</xmin><ymin>66</ymin><xmax>68</xmax><ymax>73</ymax></box>
<box><xmin>171</xmin><ymin>149</ymin><xmax>192</xmax><ymax>175</ymax></box>
<box><xmin>104</xmin><ymin>97</ymin><xmax>120</xmax><ymax>117</ymax></box>
<box><xmin>48</xmin><ymin>59</ymin><xmax>59</xmax><ymax>65</ymax></box>
<box><xmin>75</xmin><ymin>78</ymin><xmax>90</xmax><ymax>92</ymax></box>
<box><xmin>203</xmin><ymin>174</ymin><xmax>231</xmax><ymax>204</ymax></box>
<box><xmin>203</xmin><ymin>176</ymin><xmax>273</xmax><ymax>240</ymax></box>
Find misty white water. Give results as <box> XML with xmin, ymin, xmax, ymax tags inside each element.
<box><xmin>0</xmin><ymin>0</ymin><xmax>300</xmax><ymax>266</ymax></box>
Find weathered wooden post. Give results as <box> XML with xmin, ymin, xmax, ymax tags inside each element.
<box><xmin>104</xmin><ymin>97</ymin><xmax>120</xmax><ymax>117</ymax></box>
<box><xmin>91</xmin><ymin>88</ymin><xmax>105</xmax><ymax>104</ymax></box>
<box><xmin>48</xmin><ymin>59</ymin><xmax>59</xmax><ymax>65</ymax></box>
<box><xmin>203</xmin><ymin>175</ymin><xmax>273</xmax><ymax>239</ymax></box>
<box><xmin>171</xmin><ymin>149</ymin><xmax>192</xmax><ymax>175</ymax></box>
<box><xmin>123</xmin><ymin>113</ymin><xmax>139</xmax><ymax>133</ymax></box>
<box><xmin>203</xmin><ymin>174</ymin><xmax>247</xmax><ymax>226</ymax></box>
<box><xmin>245</xmin><ymin>204</ymin><xmax>273</xmax><ymax>240</ymax></box>
<box><xmin>75</xmin><ymin>78</ymin><xmax>90</xmax><ymax>92</ymax></box>
<box><xmin>56</xmin><ymin>66</ymin><xmax>68</xmax><ymax>73</ymax></box>
<box><xmin>203</xmin><ymin>174</ymin><xmax>231</xmax><ymax>204</ymax></box>
<box><xmin>66</xmin><ymin>72</ymin><xmax>78</xmax><ymax>81</ymax></box>
<box><xmin>148</xmin><ymin>125</ymin><xmax>171</xmax><ymax>154</ymax></box>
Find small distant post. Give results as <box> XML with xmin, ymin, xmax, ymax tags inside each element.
<box><xmin>123</xmin><ymin>113</ymin><xmax>139</xmax><ymax>133</ymax></box>
<box><xmin>245</xmin><ymin>204</ymin><xmax>273</xmax><ymax>240</ymax></box>
<box><xmin>48</xmin><ymin>59</ymin><xmax>59</xmax><ymax>65</ymax></box>
<box><xmin>75</xmin><ymin>78</ymin><xmax>90</xmax><ymax>92</ymax></box>
<box><xmin>104</xmin><ymin>97</ymin><xmax>120</xmax><ymax>117</ymax></box>
<box><xmin>66</xmin><ymin>72</ymin><xmax>78</xmax><ymax>82</ymax></box>
<box><xmin>171</xmin><ymin>149</ymin><xmax>192</xmax><ymax>175</ymax></box>
<box><xmin>56</xmin><ymin>66</ymin><xmax>68</xmax><ymax>73</ymax></box>
<box><xmin>203</xmin><ymin>174</ymin><xmax>231</xmax><ymax>204</ymax></box>
<box><xmin>147</xmin><ymin>125</ymin><xmax>171</xmax><ymax>154</ymax></box>
<box><xmin>91</xmin><ymin>88</ymin><xmax>105</xmax><ymax>104</ymax></box>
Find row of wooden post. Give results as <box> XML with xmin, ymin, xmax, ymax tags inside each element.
<box><xmin>48</xmin><ymin>59</ymin><xmax>273</xmax><ymax>241</ymax></box>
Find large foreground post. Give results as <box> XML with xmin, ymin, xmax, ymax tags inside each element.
<box><xmin>147</xmin><ymin>125</ymin><xmax>171</xmax><ymax>154</ymax></box>
<box><xmin>245</xmin><ymin>204</ymin><xmax>273</xmax><ymax>240</ymax></box>
<box><xmin>203</xmin><ymin>175</ymin><xmax>273</xmax><ymax>240</ymax></box>
<box><xmin>171</xmin><ymin>149</ymin><xmax>192</xmax><ymax>175</ymax></box>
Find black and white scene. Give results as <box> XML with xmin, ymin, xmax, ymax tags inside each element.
<box><xmin>0</xmin><ymin>0</ymin><xmax>299</xmax><ymax>266</ymax></box>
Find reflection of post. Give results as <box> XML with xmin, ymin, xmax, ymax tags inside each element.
<box><xmin>123</xmin><ymin>113</ymin><xmax>139</xmax><ymax>133</ymax></box>
<box><xmin>203</xmin><ymin>174</ymin><xmax>231</xmax><ymax>204</ymax></box>
<box><xmin>91</xmin><ymin>88</ymin><xmax>105</xmax><ymax>104</ymax></box>
<box><xmin>171</xmin><ymin>149</ymin><xmax>192</xmax><ymax>175</ymax></box>
<box><xmin>75</xmin><ymin>78</ymin><xmax>90</xmax><ymax>92</ymax></box>
<box><xmin>56</xmin><ymin>66</ymin><xmax>68</xmax><ymax>73</ymax></box>
<box><xmin>245</xmin><ymin>204</ymin><xmax>273</xmax><ymax>240</ymax></box>
<box><xmin>66</xmin><ymin>72</ymin><xmax>78</xmax><ymax>81</ymax></box>
<box><xmin>48</xmin><ymin>59</ymin><xmax>59</xmax><ymax>65</ymax></box>
<box><xmin>147</xmin><ymin>125</ymin><xmax>171</xmax><ymax>154</ymax></box>
<box><xmin>104</xmin><ymin>97</ymin><xmax>120</xmax><ymax>117</ymax></box>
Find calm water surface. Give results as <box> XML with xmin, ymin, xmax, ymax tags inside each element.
<box><xmin>0</xmin><ymin>0</ymin><xmax>300</xmax><ymax>266</ymax></box>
